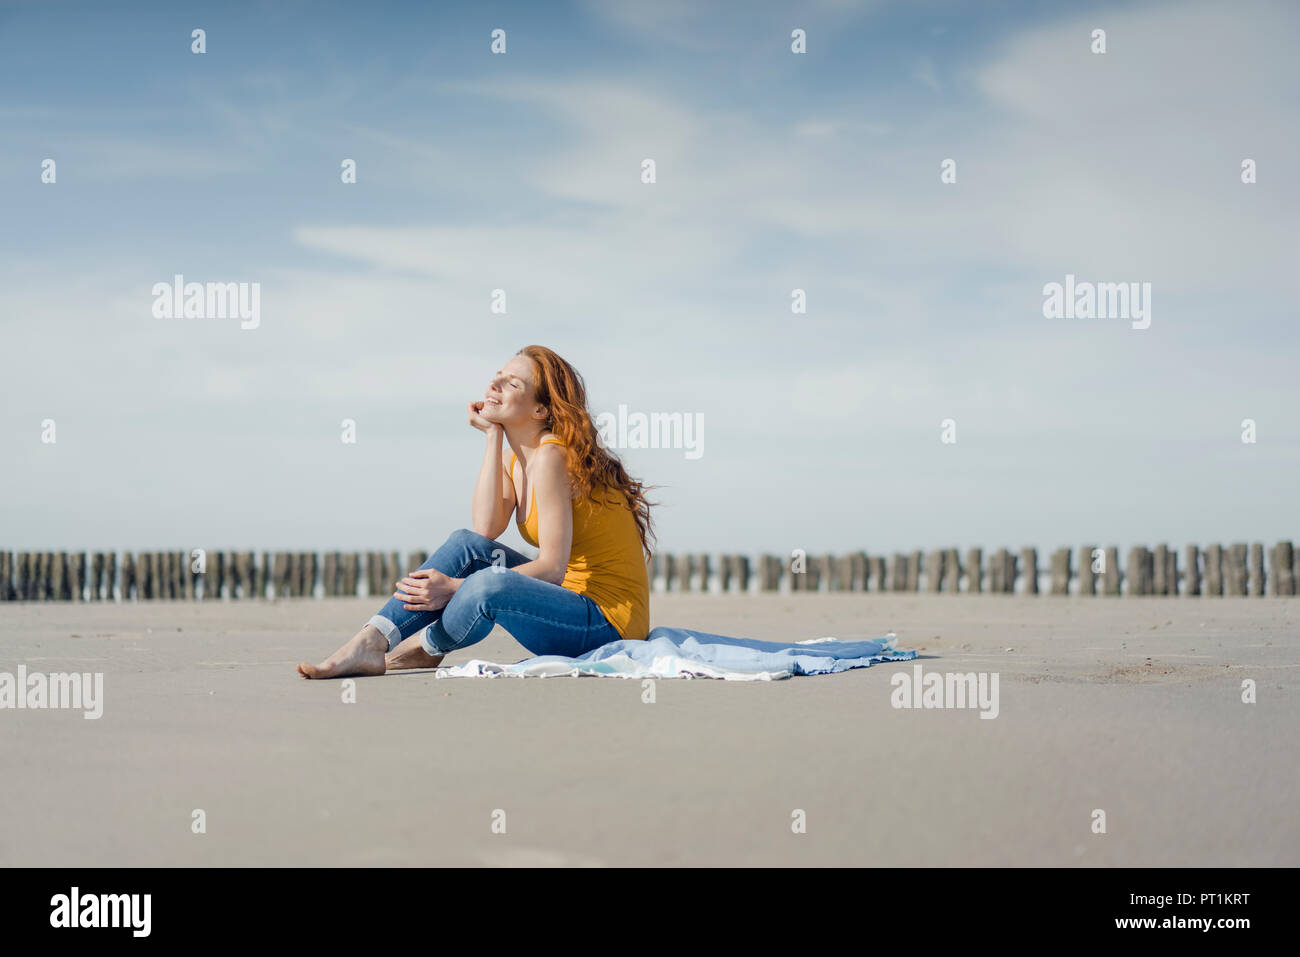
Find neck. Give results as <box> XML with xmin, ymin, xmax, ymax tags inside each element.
<box><xmin>504</xmin><ymin>421</ymin><xmax>549</xmax><ymax>465</ymax></box>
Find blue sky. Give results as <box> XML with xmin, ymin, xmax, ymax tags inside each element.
<box><xmin>1</xmin><ymin>0</ymin><xmax>1297</xmax><ymax>561</ymax></box>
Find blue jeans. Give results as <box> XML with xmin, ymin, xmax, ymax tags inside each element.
<box><xmin>366</xmin><ymin>528</ymin><xmax>623</xmax><ymax>658</ymax></box>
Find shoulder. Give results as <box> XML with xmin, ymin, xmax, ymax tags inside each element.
<box><xmin>532</xmin><ymin>440</ymin><xmax>572</xmax><ymax>491</ymax></box>
<box><xmin>533</xmin><ymin>441</ymin><xmax>568</xmax><ymax>472</ymax></box>
<box><xmin>535</xmin><ymin>436</ymin><xmax>567</xmax><ymax>463</ymax></box>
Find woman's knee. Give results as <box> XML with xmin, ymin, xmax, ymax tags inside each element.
<box><xmin>433</xmin><ymin>527</ymin><xmax>495</xmax><ymax>562</ymax></box>
<box><xmin>452</xmin><ymin>566</ymin><xmax>516</xmax><ymax>609</ymax></box>
<box><xmin>451</xmin><ymin>527</ymin><xmax>505</xmax><ymax>550</ymax></box>
<box><xmin>438</xmin><ymin>569</ymin><xmax>516</xmax><ymax>640</ymax></box>
<box><xmin>443</xmin><ymin>527</ymin><xmax>478</xmax><ymax>548</ymax></box>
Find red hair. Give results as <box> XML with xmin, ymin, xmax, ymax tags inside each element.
<box><xmin>518</xmin><ymin>345</ymin><xmax>658</xmax><ymax>557</ymax></box>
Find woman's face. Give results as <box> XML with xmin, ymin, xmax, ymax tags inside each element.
<box><xmin>482</xmin><ymin>354</ymin><xmax>545</xmax><ymax>426</ymax></box>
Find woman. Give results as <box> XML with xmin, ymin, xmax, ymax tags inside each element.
<box><xmin>298</xmin><ymin>345</ymin><xmax>655</xmax><ymax>679</ymax></box>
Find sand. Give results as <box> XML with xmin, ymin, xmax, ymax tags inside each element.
<box><xmin>0</xmin><ymin>593</ymin><xmax>1296</xmax><ymax>866</ymax></box>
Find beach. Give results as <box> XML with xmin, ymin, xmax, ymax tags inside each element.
<box><xmin>1</xmin><ymin>594</ymin><xmax>1296</xmax><ymax>866</ymax></box>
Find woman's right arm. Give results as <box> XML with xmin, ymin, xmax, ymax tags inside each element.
<box><xmin>469</xmin><ymin>402</ymin><xmax>515</xmax><ymax>539</ymax></box>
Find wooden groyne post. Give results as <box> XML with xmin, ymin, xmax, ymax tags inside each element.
<box><xmin>1</xmin><ymin>542</ymin><xmax>1295</xmax><ymax>601</ymax></box>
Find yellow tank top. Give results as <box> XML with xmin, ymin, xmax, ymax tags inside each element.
<box><xmin>510</xmin><ymin>439</ymin><xmax>650</xmax><ymax>641</ymax></box>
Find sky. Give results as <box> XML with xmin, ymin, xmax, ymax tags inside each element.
<box><xmin>1</xmin><ymin>0</ymin><xmax>1297</xmax><ymax>561</ymax></box>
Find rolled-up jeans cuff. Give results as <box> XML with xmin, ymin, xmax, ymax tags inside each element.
<box><xmin>367</xmin><ymin>614</ymin><xmax>402</xmax><ymax>652</ymax></box>
<box><xmin>420</xmin><ymin>624</ymin><xmax>452</xmax><ymax>657</ymax></box>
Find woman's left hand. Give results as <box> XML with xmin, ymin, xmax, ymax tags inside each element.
<box><xmin>395</xmin><ymin>569</ymin><xmax>460</xmax><ymax>611</ymax></box>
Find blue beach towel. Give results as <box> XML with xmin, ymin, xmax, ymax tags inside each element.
<box><xmin>435</xmin><ymin>627</ymin><xmax>916</xmax><ymax>680</ymax></box>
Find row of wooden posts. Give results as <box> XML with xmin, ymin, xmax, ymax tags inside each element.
<box><xmin>0</xmin><ymin>542</ymin><xmax>1296</xmax><ymax>600</ymax></box>
<box><xmin>652</xmin><ymin>543</ymin><xmax>1297</xmax><ymax>596</ymax></box>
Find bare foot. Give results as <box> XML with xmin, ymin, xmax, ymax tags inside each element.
<box><xmin>386</xmin><ymin>633</ymin><xmax>445</xmax><ymax>671</ymax></box>
<box><xmin>298</xmin><ymin>627</ymin><xmax>388</xmax><ymax>679</ymax></box>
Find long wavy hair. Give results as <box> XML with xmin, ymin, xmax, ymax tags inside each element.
<box><xmin>518</xmin><ymin>345</ymin><xmax>657</xmax><ymax>558</ymax></box>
